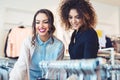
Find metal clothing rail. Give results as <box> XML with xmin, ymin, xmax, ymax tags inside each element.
<box><xmin>98</xmin><ymin>47</ymin><xmax>116</xmax><ymax>80</ymax></box>
<box><xmin>99</xmin><ymin>48</ymin><xmax>114</xmax><ymax>65</ymax></box>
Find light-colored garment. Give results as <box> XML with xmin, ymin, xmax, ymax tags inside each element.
<box><xmin>6</xmin><ymin>27</ymin><xmax>32</xmax><ymax>57</ymax></box>
<box><xmin>39</xmin><ymin>58</ymin><xmax>101</xmax><ymax>80</ymax></box>
<box><xmin>0</xmin><ymin>68</ymin><xmax>9</xmax><ymax>80</ymax></box>
<box><xmin>30</xmin><ymin>35</ymin><xmax>65</xmax><ymax>80</ymax></box>
<box><xmin>96</xmin><ymin>29</ymin><xmax>106</xmax><ymax>49</ymax></box>
<box><xmin>9</xmin><ymin>36</ymin><xmax>64</xmax><ymax>80</ymax></box>
<box><xmin>67</xmin><ymin>74</ymin><xmax>79</xmax><ymax>80</ymax></box>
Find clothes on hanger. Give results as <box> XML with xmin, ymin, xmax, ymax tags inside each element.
<box><xmin>96</xmin><ymin>29</ymin><xmax>106</xmax><ymax>49</ymax></box>
<box><xmin>6</xmin><ymin>26</ymin><xmax>32</xmax><ymax>58</ymax></box>
<box><xmin>105</xmin><ymin>36</ymin><xmax>113</xmax><ymax>48</ymax></box>
<box><xmin>39</xmin><ymin>58</ymin><xmax>101</xmax><ymax>80</ymax></box>
<box><xmin>0</xmin><ymin>57</ymin><xmax>17</xmax><ymax>80</ymax></box>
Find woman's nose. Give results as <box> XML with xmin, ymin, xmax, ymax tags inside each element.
<box><xmin>38</xmin><ymin>22</ymin><xmax>43</xmax><ymax>27</ymax></box>
<box><xmin>72</xmin><ymin>18</ymin><xmax>76</xmax><ymax>23</ymax></box>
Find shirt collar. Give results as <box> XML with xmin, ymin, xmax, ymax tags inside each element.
<box><xmin>36</xmin><ymin>34</ymin><xmax>52</xmax><ymax>46</ymax></box>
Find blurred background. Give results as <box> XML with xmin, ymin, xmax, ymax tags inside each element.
<box><xmin>0</xmin><ymin>0</ymin><xmax>120</xmax><ymax>56</ymax></box>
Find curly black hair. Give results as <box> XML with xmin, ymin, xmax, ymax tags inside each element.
<box><xmin>59</xmin><ymin>0</ymin><xmax>97</xmax><ymax>31</ymax></box>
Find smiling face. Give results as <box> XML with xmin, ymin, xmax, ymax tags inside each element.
<box><xmin>68</xmin><ymin>9</ymin><xmax>83</xmax><ymax>31</ymax></box>
<box><xmin>35</xmin><ymin>13</ymin><xmax>49</xmax><ymax>37</ymax></box>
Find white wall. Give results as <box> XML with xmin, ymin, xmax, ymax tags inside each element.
<box><xmin>0</xmin><ymin>7</ymin><xmax>5</xmax><ymax>56</ymax></box>
<box><xmin>118</xmin><ymin>7</ymin><xmax>120</xmax><ymax>34</ymax></box>
<box><xmin>92</xmin><ymin>1</ymin><xmax>120</xmax><ymax>35</ymax></box>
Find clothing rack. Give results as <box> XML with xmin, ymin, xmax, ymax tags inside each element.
<box><xmin>39</xmin><ymin>58</ymin><xmax>102</xmax><ymax>80</ymax></box>
<box><xmin>0</xmin><ymin>57</ymin><xmax>17</xmax><ymax>80</ymax></box>
<box><xmin>39</xmin><ymin>58</ymin><xmax>120</xmax><ymax>80</ymax></box>
<box><xmin>98</xmin><ymin>47</ymin><xmax>117</xmax><ymax>80</ymax></box>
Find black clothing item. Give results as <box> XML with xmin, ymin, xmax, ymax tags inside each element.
<box><xmin>106</xmin><ymin>36</ymin><xmax>113</xmax><ymax>48</ymax></box>
<box><xmin>69</xmin><ymin>28</ymin><xmax>99</xmax><ymax>59</ymax></box>
<box><xmin>4</xmin><ymin>29</ymin><xmax>12</xmax><ymax>57</ymax></box>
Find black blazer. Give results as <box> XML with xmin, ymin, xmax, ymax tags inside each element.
<box><xmin>69</xmin><ymin>28</ymin><xmax>99</xmax><ymax>59</ymax></box>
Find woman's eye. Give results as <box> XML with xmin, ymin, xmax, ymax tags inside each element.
<box><xmin>76</xmin><ymin>16</ymin><xmax>80</xmax><ymax>19</ymax></box>
<box><xmin>44</xmin><ymin>21</ymin><xmax>48</xmax><ymax>23</ymax></box>
<box><xmin>36</xmin><ymin>22</ymin><xmax>40</xmax><ymax>24</ymax></box>
<box><xmin>68</xmin><ymin>16</ymin><xmax>72</xmax><ymax>19</ymax></box>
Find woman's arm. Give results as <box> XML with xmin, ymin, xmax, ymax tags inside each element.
<box><xmin>9</xmin><ymin>37</ymin><xmax>30</xmax><ymax>80</ymax></box>
<box><xmin>84</xmin><ymin>30</ymin><xmax>99</xmax><ymax>58</ymax></box>
<box><xmin>57</xmin><ymin>42</ymin><xmax>65</xmax><ymax>60</ymax></box>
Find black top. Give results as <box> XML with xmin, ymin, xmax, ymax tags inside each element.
<box><xmin>69</xmin><ymin>28</ymin><xmax>99</xmax><ymax>59</ymax></box>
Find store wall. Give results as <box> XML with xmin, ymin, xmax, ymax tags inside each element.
<box><xmin>92</xmin><ymin>1</ymin><xmax>120</xmax><ymax>35</ymax></box>
<box><xmin>0</xmin><ymin>7</ymin><xmax>5</xmax><ymax>56</ymax></box>
<box><xmin>119</xmin><ymin>8</ymin><xmax>120</xmax><ymax>33</ymax></box>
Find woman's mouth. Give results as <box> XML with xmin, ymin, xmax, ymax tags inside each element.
<box><xmin>39</xmin><ymin>28</ymin><xmax>46</xmax><ymax>33</ymax></box>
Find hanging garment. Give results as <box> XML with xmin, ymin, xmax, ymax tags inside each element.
<box><xmin>6</xmin><ymin>27</ymin><xmax>32</xmax><ymax>58</ymax></box>
<box><xmin>105</xmin><ymin>36</ymin><xmax>113</xmax><ymax>48</ymax></box>
<box><xmin>0</xmin><ymin>57</ymin><xmax>17</xmax><ymax>80</ymax></box>
<box><xmin>0</xmin><ymin>68</ymin><xmax>9</xmax><ymax>80</ymax></box>
<box><xmin>39</xmin><ymin>58</ymin><xmax>101</xmax><ymax>80</ymax></box>
<box><xmin>96</xmin><ymin>29</ymin><xmax>106</xmax><ymax>49</ymax></box>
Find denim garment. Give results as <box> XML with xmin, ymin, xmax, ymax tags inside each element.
<box><xmin>30</xmin><ymin>35</ymin><xmax>63</xmax><ymax>80</ymax></box>
<box><xmin>0</xmin><ymin>68</ymin><xmax>9</xmax><ymax>80</ymax></box>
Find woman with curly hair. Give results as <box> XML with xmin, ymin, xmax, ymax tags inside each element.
<box><xmin>59</xmin><ymin>0</ymin><xmax>99</xmax><ymax>59</ymax></box>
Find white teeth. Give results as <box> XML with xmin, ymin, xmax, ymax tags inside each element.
<box><xmin>39</xmin><ymin>28</ymin><xmax>46</xmax><ymax>32</ymax></box>
<box><xmin>40</xmin><ymin>29</ymin><xmax>44</xmax><ymax>31</ymax></box>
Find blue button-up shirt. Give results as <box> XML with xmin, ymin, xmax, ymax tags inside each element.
<box><xmin>29</xmin><ymin>35</ymin><xmax>64</xmax><ymax>80</ymax></box>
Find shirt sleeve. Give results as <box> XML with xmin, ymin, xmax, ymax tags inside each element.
<box><xmin>9</xmin><ymin>37</ymin><xmax>30</xmax><ymax>80</ymax></box>
<box><xmin>84</xmin><ymin>31</ymin><xmax>99</xmax><ymax>59</ymax></box>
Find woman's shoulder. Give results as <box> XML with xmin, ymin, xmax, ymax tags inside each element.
<box><xmin>24</xmin><ymin>35</ymin><xmax>32</xmax><ymax>42</ymax></box>
<box><xmin>84</xmin><ymin>28</ymin><xmax>97</xmax><ymax>36</ymax></box>
<box><xmin>81</xmin><ymin>28</ymin><xmax>98</xmax><ymax>40</ymax></box>
<box><xmin>22</xmin><ymin>35</ymin><xmax>33</xmax><ymax>46</ymax></box>
<box><xmin>85</xmin><ymin>28</ymin><xmax>96</xmax><ymax>33</ymax></box>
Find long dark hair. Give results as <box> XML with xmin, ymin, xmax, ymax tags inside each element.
<box><xmin>31</xmin><ymin>9</ymin><xmax>55</xmax><ymax>45</ymax></box>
